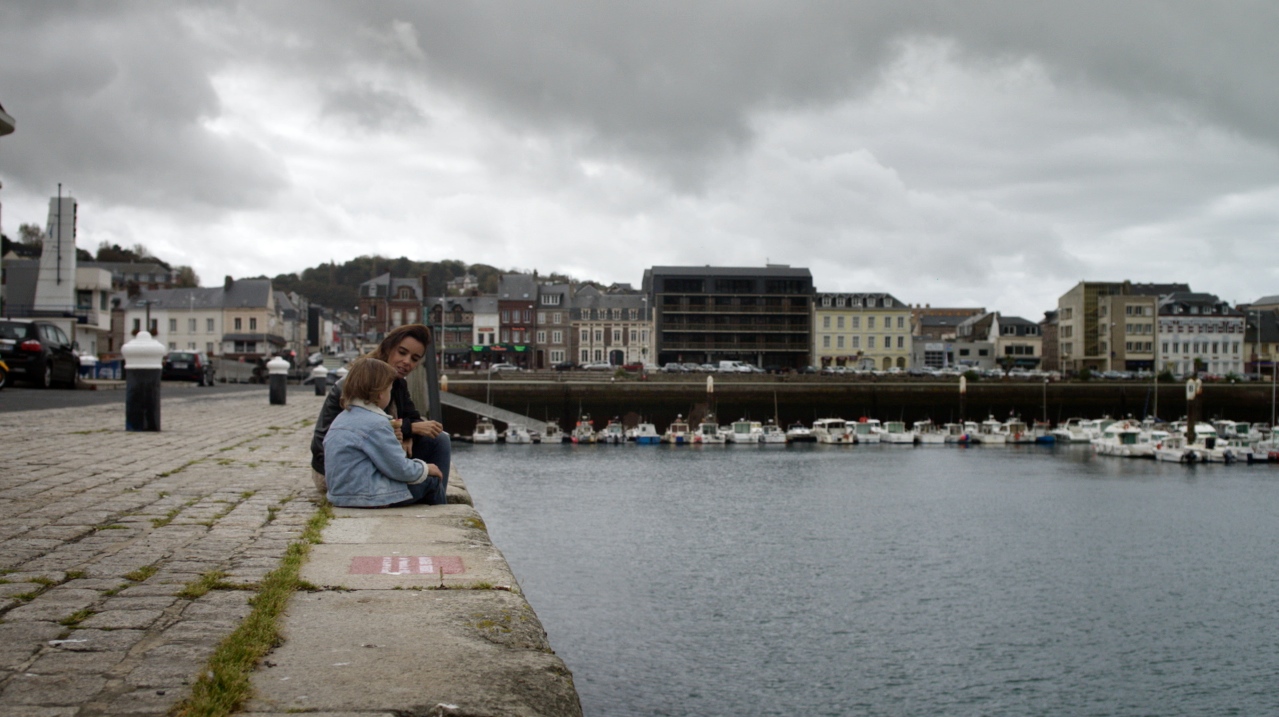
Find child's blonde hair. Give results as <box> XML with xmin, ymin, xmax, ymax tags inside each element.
<box><xmin>340</xmin><ymin>357</ymin><xmax>397</xmax><ymax>409</ymax></box>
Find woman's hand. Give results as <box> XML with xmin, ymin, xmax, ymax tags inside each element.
<box><xmin>426</xmin><ymin>463</ymin><xmax>444</xmax><ymax>478</ymax></box>
<box><xmin>412</xmin><ymin>420</ymin><xmax>445</xmax><ymax>439</ymax></box>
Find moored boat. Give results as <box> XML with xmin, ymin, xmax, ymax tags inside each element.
<box><xmin>785</xmin><ymin>421</ymin><xmax>816</xmax><ymax>443</ymax></box>
<box><xmin>913</xmin><ymin>420</ymin><xmax>946</xmax><ymax>444</ymax></box>
<box><xmin>633</xmin><ymin>422</ymin><xmax>661</xmax><ymax>445</ymax></box>
<box><xmin>728</xmin><ymin>418</ymin><xmax>764</xmax><ymax>444</ymax></box>
<box><xmin>759</xmin><ymin>420</ymin><xmax>787</xmax><ymax>444</ymax></box>
<box><xmin>599</xmin><ymin>418</ymin><xmax>626</xmax><ymax>445</ymax></box>
<box><xmin>472</xmin><ymin>418</ymin><xmax>498</xmax><ymax>444</ymax></box>
<box><xmin>881</xmin><ymin>420</ymin><xmax>915</xmax><ymax>444</ymax></box>
<box><xmin>504</xmin><ymin>424</ymin><xmax>534</xmax><ymax>444</ymax></box>
<box><xmin>662</xmin><ymin>415</ymin><xmax>691</xmax><ymax>445</ymax></box>
<box><xmin>572</xmin><ymin>414</ymin><xmax>596</xmax><ymax>444</ymax></box>
<box><xmin>812</xmin><ymin>418</ymin><xmax>853</xmax><ymax>444</ymax></box>
<box><xmin>853</xmin><ymin>418</ymin><xmax>882</xmax><ymax>444</ymax></box>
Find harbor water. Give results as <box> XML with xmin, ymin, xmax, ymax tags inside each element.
<box><xmin>460</xmin><ymin>443</ymin><xmax>1279</xmax><ymax>717</ymax></box>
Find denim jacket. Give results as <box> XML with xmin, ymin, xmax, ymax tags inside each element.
<box><xmin>323</xmin><ymin>400</ymin><xmax>428</xmax><ymax>507</ymax></box>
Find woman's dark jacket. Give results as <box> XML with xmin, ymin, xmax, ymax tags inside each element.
<box><xmin>310</xmin><ymin>376</ymin><xmax>421</xmax><ymax>476</ymax></box>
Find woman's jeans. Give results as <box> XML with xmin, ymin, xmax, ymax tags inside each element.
<box><xmin>389</xmin><ymin>432</ymin><xmax>452</xmax><ymax>506</ymax></box>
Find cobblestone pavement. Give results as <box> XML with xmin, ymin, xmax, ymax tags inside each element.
<box><xmin>0</xmin><ymin>390</ymin><xmax>326</xmax><ymax>716</ymax></box>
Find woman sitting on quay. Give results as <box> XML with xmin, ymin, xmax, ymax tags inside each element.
<box><xmin>310</xmin><ymin>324</ymin><xmax>452</xmax><ymax>506</ymax></box>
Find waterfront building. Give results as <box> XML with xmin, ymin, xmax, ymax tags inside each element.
<box><xmin>813</xmin><ymin>292</ymin><xmax>912</xmax><ymax>370</ymax></box>
<box><xmin>1057</xmin><ymin>281</ymin><xmax>1187</xmax><ymax>374</ymax></box>
<box><xmin>571</xmin><ymin>284</ymin><xmax>652</xmax><ymax>366</ymax></box>
<box><xmin>471</xmin><ymin>296</ymin><xmax>498</xmax><ymax>349</ymax></box>
<box><xmin>81</xmin><ymin>260</ymin><xmax>178</xmax><ymax>292</ymax></box>
<box><xmin>498</xmin><ymin>274</ymin><xmax>536</xmax><ymax>368</ymax></box>
<box><xmin>1240</xmin><ymin>300</ymin><xmax>1279</xmax><ymax>378</ymax></box>
<box><xmin>274</xmin><ymin>290</ymin><xmax>309</xmax><ymax>360</ymax></box>
<box><xmin>1158</xmin><ymin>292</ymin><xmax>1245</xmax><ymax>377</ymax></box>
<box><xmin>1039</xmin><ymin>310</ymin><xmax>1059</xmax><ymax>372</ymax></box>
<box><xmin>955</xmin><ymin>312</ymin><xmax>1043</xmax><ymax>370</ymax></box>
<box><xmin>536</xmin><ymin>283</ymin><xmax>572</xmax><ymax>367</ymax></box>
<box><xmin>643</xmin><ymin>265</ymin><xmax>813</xmax><ymax>370</ymax></box>
<box><xmin>911</xmin><ymin>306</ymin><xmax>985</xmax><ymax>340</ymax></box>
<box><xmin>427</xmin><ymin>296</ymin><xmax>477</xmax><ymax>368</ymax></box>
<box><xmin>356</xmin><ymin>273</ymin><xmax>423</xmax><ymax>343</ymax></box>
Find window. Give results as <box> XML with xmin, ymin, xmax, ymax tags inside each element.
<box><xmin>837</xmin><ymin>316</ymin><xmax>845</xmax><ymax>329</ymax></box>
<box><xmin>188</xmin><ymin>318</ymin><xmax>196</xmax><ymax>333</ymax></box>
<box><xmin>835</xmin><ymin>297</ymin><xmax>846</xmax><ymax>308</ymax></box>
<box><xmin>581</xmin><ymin>330</ymin><xmax>589</xmax><ymax>342</ymax></box>
<box><xmin>581</xmin><ymin>349</ymin><xmax>589</xmax><ymax>362</ymax></box>
<box><xmin>852</xmin><ymin>317</ymin><xmax>861</xmax><ymax>329</ymax></box>
<box><xmin>524</xmin><ymin>310</ymin><xmax>532</xmax><ymax>323</ymax></box>
<box><xmin>542</xmin><ymin>294</ymin><xmax>561</xmax><ymax>306</ymax></box>
<box><xmin>868</xmin><ymin>336</ymin><xmax>876</xmax><ymax>349</ymax></box>
<box><xmin>369</xmin><ymin>304</ymin><xmax>377</xmax><ymax>318</ymax></box>
<box><xmin>630</xmin><ymin>329</ymin><xmax>637</xmax><ymax>342</ymax></box>
<box><xmin>822</xmin><ymin>297</ymin><xmax>831</xmax><ymax>307</ymax></box>
<box><xmin>537</xmin><ymin>331</ymin><xmax>546</xmax><ymax>343</ymax></box>
<box><xmin>406</xmin><ymin>310</ymin><xmax>416</xmax><ymax>323</ymax></box>
<box><xmin>613</xmin><ymin>329</ymin><xmax>622</xmax><ymax>343</ymax></box>
<box><xmin>630</xmin><ymin>309</ymin><xmax>637</xmax><ymax>320</ymax></box>
<box><xmin>133</xmin><ymin>318</ymin><xmax>141</xmax><ymax>332</ymax></box>
<box><xmin>595</xmin><ymin>330</ymin><xmax>603</xmax><ymax>342</ymax></box>
<box><xmin>169</xmin><ymin>342</ymin><xmax>176</xmax><ymax>350</ymax></box>
<box><xmin>898</xmin><ymin>316</ymin><xmax>905</xmax><ymax>329</ymax></box>
<box><xmin>234</xmin><ymin>317</ymin><xmax>242</xmax><ymax>330</ymax></box>
<box><xmin>897</xmin><ymin>336</ymin><xmax>904</xmax><ymax>349</ymax></box>
<box><xmin>836</xmin><ymin>336</ymin><xmax>844</xmax><ymax>349</ymax></box>
<box><xmin>594</xmin><ymin>349</ymin><xmax>603</xmax><ymax>361</ymax></box>
<box><xmin>501</xmin><ymin>311</ymin><xmax>510</xmax><ymax>323</ymax></box>
<box><xmin>552</xmin><ymin>330</ymin><xmax>563</xmax><ymax>344</ymax></box>
<box><xmin>538</xmin><ymin>312</ymin><xmax>546</xmax><ymax>324</ymax></box>
<box><xmin>823</xmin><ymin>336</ymin><xmax>831</xmax><ymax>348</ymax></box>
<box><xmin>392</xmin><ymin>310</ymin><xmax>402</xmax><ymax>326</ymax></box>
<box><xmin>553</xmin><ymin>312</ymin><xmax>562</xmax><ymax>325</ymax></box>
<box><xmin>868</xmin><ymin>317</ymin><xmax>876</xmax><ymax>330</ymax></box>
<box><xmin>852</xmin><ymin>336</ymin><xmax>860</xmax><ymax>349</ymax></box>
<box><xmin>823</xmin><ymin>316</ymin><xmax>831</xmax><ymax>329</ymax></box>
<box><xmin>207</xmin><ymin>318</ymin><xmax>215</xmax><ymax>332</ymax></box>
<box><xmin>207</xmin><ymin>342</ymin><xmax>214</xmax><ymax>355</ymax></box>
<box><xmin>169</xmin><ymin>318</ymin><xmax>177</xmax><ymax>332</ymax></box>
<box><xmin>250</xmin><ymin>317</ymin><xmax>258</xmax><ymax>331</ymax></box>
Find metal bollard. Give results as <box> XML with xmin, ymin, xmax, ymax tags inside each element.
<box><xmin>268</xmin><ymin>356</ymin><xmax>290</xmax><ymax>405</ymax></box>
<box><xmin>334</xmin><ymin>365</ymin><xmax>348</xmax><ymax>385</ymax></box>
<box><xmin>311</xmin><ymin>365</ymin><xmax>329</xmax><ymax>396</ymax></box>
<box><xmin>122</xmin><ymin>331</ymin><xmax>165</xmax><ymax>431</ymax></box>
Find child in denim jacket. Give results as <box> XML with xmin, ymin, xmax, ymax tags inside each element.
<box><xmin>323</xmin><ymin>358</ymin><xmax>445</xmax><ymax>507</ymax></box>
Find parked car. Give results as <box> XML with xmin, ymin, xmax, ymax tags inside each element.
<box><xmin>162</xmin><ymin>351</ymin><xmax>214</xmax><ymax>385</ymax></box>
<box><xmin>0</xmin><ymin>319</ymin><xmax>79</xmax><ymax>388</ymax></box>
<box><xmin>488</xmin><ymin>363</ymin><xmax>522</xmax><ymax>372</ymax></box>
<box><xmin>553</xmin><ymin>360</ymin><xmax>578</xmax><ymax>372</ymax></box>
<box><xmin>581</xmin><ymin>361</ymin><xmax>614</xmax><ymax>371</ymax></box>
<box><xmin>662</xmin><ymin>363</ymin><xmax>686</xmax><ymax>373</ymax></box>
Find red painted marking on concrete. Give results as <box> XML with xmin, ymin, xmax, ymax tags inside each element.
<box><xmin>348</xmin><ymin>556</ymin><xmax>465</xmax><ymax>575</ymax></box>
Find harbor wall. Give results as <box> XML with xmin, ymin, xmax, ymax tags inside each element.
<box><xmin>442</xmin><ymin>379</ymin><xmax>1279</xmax><ymax>432</ymax></box>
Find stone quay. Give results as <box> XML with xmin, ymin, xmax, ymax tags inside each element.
<box><xmin>0</xmin><ymin>390</ymin><xmax>580</xmax><ymax>716</ymax></box>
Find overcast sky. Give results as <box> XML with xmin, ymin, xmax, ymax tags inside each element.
<box><xmin>2</xmin><ymin>2</ymin><xmax>1277</xmax><ymax>318</ymax></box>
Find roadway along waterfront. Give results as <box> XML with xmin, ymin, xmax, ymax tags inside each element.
<box><xmin>461</xmin><ymin>441</ymin><xmax>1279</xmax><ymax>717</ymax></box>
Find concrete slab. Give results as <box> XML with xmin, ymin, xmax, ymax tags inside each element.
<box><xmin>248</xmin><ymin>590</ymin><xmax>581</xmax><ymax>717</ymax></box>
<box><xmin>301</xmin><ymin>542</ymin><xmax>517</xmax><ymax>590</ymax></box>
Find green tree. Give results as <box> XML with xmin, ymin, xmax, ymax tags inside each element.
<box><xmin>174</xmin><ymin>266</ymin><xmax>200</xmax><ymax>288</ymax></box>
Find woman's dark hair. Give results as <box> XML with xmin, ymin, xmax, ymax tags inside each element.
<box><xmin>340</xmin><ymin>358</ymin><xmax>398</xmax><ymax>409</ymax></box>
<box><xmin>371</xmin><ymin>324</ymin><xmax>432</xmax><ymax>362</ymax></box>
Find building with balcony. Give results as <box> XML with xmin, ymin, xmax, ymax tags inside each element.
<box><xmin>814</xmin><ymin>292</ymin><xmax>912</xmax><ymax>370</ymax></box>
<box><xmin>1158</xmin><ymin>292</ymin><xmax>1245</xmax><ymax>377</ymax></box>
<box><xmin>1057</xmin><ymin>281</ymin><xmax>1188</xmax><ymax>374</ymax></box>
<box><xmin>643</xmin><ymin>265</ymin><xmax>813</xmax><ymax>370</ymax></box>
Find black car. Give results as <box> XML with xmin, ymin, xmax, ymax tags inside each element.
<box><xmin>162</xmin><ymin>351</ymin><xmax>214</xmax><ymax>385</ymax></box>
<box><xmin>553</xmin><ymin>360</ymin><xmax>578</xmax><ymax>372</ymax></box>
<box><xmin>0</xmin><ymin>319</ymin><xmax>80</xmax><ymax>388</ymax></box>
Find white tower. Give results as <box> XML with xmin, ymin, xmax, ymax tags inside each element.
<box><xmin>32</xmin><ymin>193</ymin><xmax>77</xmax><ymax>314</ymax></box>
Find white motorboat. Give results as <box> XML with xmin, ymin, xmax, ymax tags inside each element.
<box><xmin>852</xmin><ymin>418</ymin><xmax>882</xmax><ymax>444</ymax></box>
<box><xmin>913</xmin><ymin>420</ymin><xmax>946</xmax><ymax>445</ymax></box>
<box><xmin>472</xmin><ymin>418</ymin><xmax>498</xmax><ymax>444</ymax></box>
<box><xmin>1092</xmin><ymin>421</ymin><xmax>1145</xmax><ymax>458</ymax></box>
<box><xmin>543</xmin><ymin>422</ymin><xmax>566</xmax><ymax>444</ymax></box>
<box><xmin>572</xmin><ymin>414</ymin><xmax>596</xmax><ymax>444</ymax></box>
<box><xmin>599</xmin><ymin>419</ymin><xmax>626</xmax><ymax>445</ymax></box>
<box><xmin>662</xmin><ymin>415</ymin><xmax>691</xmax><ymax>445</ymax></box>
<box><xmin>727</xmin><ymin>419</ymin><xmax>764</xmax><ymax>444</ymax></box>
<box><xmin>974</xmin><ymin>416</ymin><xmax>1007</xmax><ymax>445</ymax></box>
<box><xmin>785</xmin><ymin>421</ymin><xmax>816</xmax><ymax>443</ymax></box>
<box><xmin>880</xmin><ymin>420</ymin><xmax>915</xmax><ymax>444</ymax></box>
<box><xmin>1154</xmin><ymin>433</ymin><xmax>1198</xmax><ymax>463</ymax></box>
<box><xmin>943</xmin><ymin>422</ymin><xmax>972</xmax><ymax>444</ymax></box>
<box><xmin>504</xmin><ymin>424</ymin><xmax>534</xmax><ymax>444</ymax></box>
<box><xmin>694</xmin><ymin>417</ymin><xmax>727</xmax><ymax>445</ymax></box>
<box><xmin>759</xmin><ymin>420</ymin><xmax>788</xmax><ymax>444</ymax></box>
<box><xmin>1032</xmin><ymin>420</ymin><xmax>1056</xmax><ymax>444</ymax></box>
<box><xmin>1050</xmin><ymin>418</ymin><xmax>1103</xmax><ymax>443</ymax></box>
<box><xmin>634</xmin><ymin>422</ymin><xmax>660</xmax><ymax>444</ymax></box>
<box><xmin>1003</xmin><ymin>419</ymin><xmax>1035</xmax><ymax>444</ymax></box>
<box><xmin>812</xmin><ymin>418</ymin><xmax>853</xmax><ymax>445</ymax></box>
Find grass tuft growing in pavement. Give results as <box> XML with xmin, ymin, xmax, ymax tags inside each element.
<box><xmin>173</xmin><ymin>499</ymin><xmax>332</xmax><ymax>717</ymax></box>
<box><xmin>59</xmin><ymin>609</ymin><xmax>95</xmax><ymax>627</ymax></box>
<box><xmin>124</xmin><ymin>565</ymin><xmax>158</xmax><ymax>582</ymax></box>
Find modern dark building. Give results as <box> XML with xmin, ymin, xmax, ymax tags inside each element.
<box><xmin>642</xmin><ymin>265</ymin><xmax>813</xmax><ymax>370</ymax></box>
